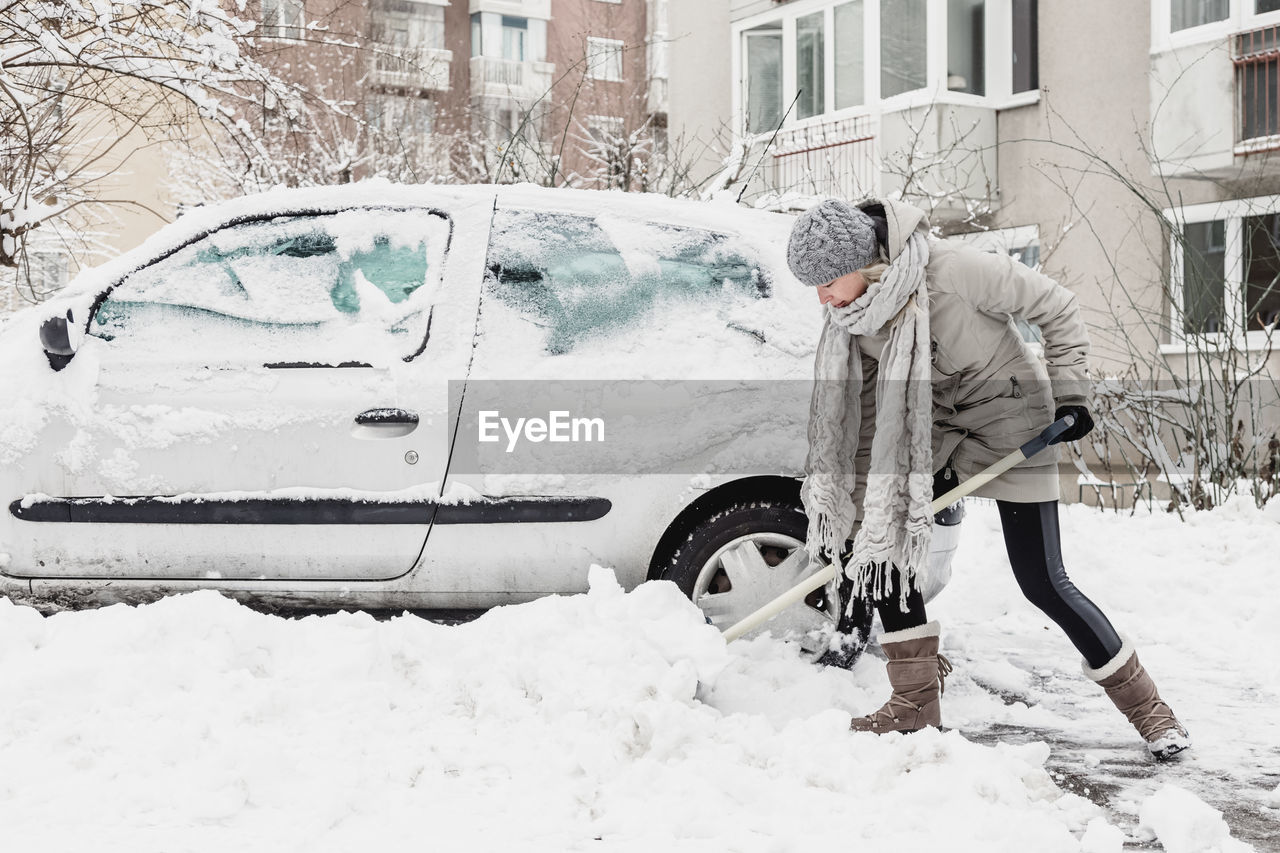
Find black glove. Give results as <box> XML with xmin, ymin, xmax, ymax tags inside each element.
<box><xmin>1053</xmin><ymin>405</ymin><xmax>1094</xmax><ymax>442</ymax></box>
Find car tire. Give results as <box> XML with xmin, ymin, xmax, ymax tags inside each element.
<box><xmin>659</xmin><ymin>500</ymin><xmax>872</xmax><ymax>666</ymax></box>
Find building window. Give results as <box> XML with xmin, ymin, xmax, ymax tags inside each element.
<box><xmin>1012</xmin><ymin>0</ymin><xmax>1038</xmax><ymax>93</ymax></box>
<box><xmin>1183</xmin><ymin>220</ymin><xmax>1227</xmax><ymax>334</ymax></box>
<box><xmin>586</xmin><ymin>37</ymin><xmax>624</xmax><ymax>81</ymax></box>
<box><xmin>372</xmin><ymin>0</ymin><xmax>445</xmax><ymax>77</ymax></box>
<box><xmin>1171</xmin><ymin>0</ymin><xmax>1228</xmax><ymax>31</ymax></box>
<box><xmin>262</xmin><ymin>0</ymin><xmax>304</xmax><ymax>39</ymax></box>
<box><xmin>26</xmin><ymin>250</ymin><xmax>69</xmax><ymax>295</ymax></box>
<box><xmin>881</xmin><ymin>0</ymin><xmax>927</xmax><ymax>98</ymax></box>
<box><xmin>795</xmin><ymin>12</ymin><xmax>825</xmax><ymax>120</ymax></box>
<box><xmin>367</xmin><ymin>95</ymin><xmax>435</xmax><ymax>136</ymax></box>
<box><xmin>1235</xmin><ymin>26</ymin><xmax>1280</xmax><ymax>144</ymax></box>
<box><xmin>408</xmin><ymin>97</ymin><xmax>436</xmax><ymax>136</ymax></box>
<box><xmin>1260</xmin><ymin>0</ymin><xmax>1280</xmax><ymax>12</ymax></box>
<box><xmin>1170</xmin><ymin>200</ymin><xmax>1280</xmax><ymax>346</ymax></box>
<box><xmin>502</xmin><ymin>16</ymin><xmax>527</xmax><ymax>61</ymax></box>
<box><xmin>743</xmin><ymin>25</ymin><xmax>783</xmax><ymax>133</ymax></box>
<box><xmin>1244</xmin><ymin>214</ymin><xmax>1280</xmax><ymax>331</ymax></box>
<box><xmin>737</xmin><ymin>0</ymin><xmax>1034</xmax><ymax>136</ymax></box>
<box><xmin>834</xmin><ymin>2</ymin><xmax>865</xmax><ymax>110</ymax></box>
<box><xmin>947</xmin><ymin>0</ymin><xmax>984</xmax><ymax>95</ymax></box>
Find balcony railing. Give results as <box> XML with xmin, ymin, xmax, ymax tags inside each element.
<box><xmin>470</xmin><ymin>55</ymin><xmax>554</xmax><ymax>100</ymax></box>
<box><xmin>371</xmin><ymin>46</ymin><xmax>452</xmax><ymax>92</ymax></box>
<box><xmin>484</xmin><ymin>57</ymin><xmax>526</xmax><ymax>87</ymax></box>
<box><xmin>770</xmin><ymin>115</ymin><xmax>878</xmax><ymax>201</ymax></box>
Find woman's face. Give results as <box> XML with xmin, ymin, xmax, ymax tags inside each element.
<box><xmin>815</xmin><ymin>269</ymin><xmax>869</xmax><ymax>308</ymax></box>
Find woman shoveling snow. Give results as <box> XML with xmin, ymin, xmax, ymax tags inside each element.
<box><xmin>786</xmin><ymin>197</ymin><xmax>1191</xmax><ymax>760</ymax></box>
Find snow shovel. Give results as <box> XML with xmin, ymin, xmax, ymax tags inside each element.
<box><xmin>721</xmin><ymin>414</ymin><xmax>1079</xmax><ymax>643</ymax></box>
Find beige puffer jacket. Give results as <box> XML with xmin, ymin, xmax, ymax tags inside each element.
<box><xmin>847</xmin><ymin>198</ymin><xmax>1089</xmax><ymax>507</ymax></box>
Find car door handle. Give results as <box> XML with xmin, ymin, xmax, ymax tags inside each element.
<box><xmin>354</xmin><ymin>408</ymin><xmax>420</xmax><ymax>426</ymax></box>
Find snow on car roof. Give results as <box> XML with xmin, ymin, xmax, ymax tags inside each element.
<box><xmin>22</xmin><ymin>181</ymin><xmax>799</xmax><ymax>316</ymax></box>
<box><xmin>19</xmin><ymin>182</ymin><xmax>488</xmax><ymax>313</ymax></box>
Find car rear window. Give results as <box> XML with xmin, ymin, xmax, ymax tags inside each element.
<box><xmin>485</xmin><ymin>209</ymin><xmax>771</xmax><ymax>354</ymax></box>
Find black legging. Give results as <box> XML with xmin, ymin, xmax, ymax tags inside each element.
<box><xmin>993</xmin><ymin>500</ymin><xmax>1122</xmax><ymax>668</ymax></box>
<box><xmin>872</xmin><ymin>476</ymin><xmax>1123</xmax><ymax>669</ymax></box>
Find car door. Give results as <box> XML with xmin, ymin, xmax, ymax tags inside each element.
<box><xmin>421</xmin><ymin>203</ymin><xmax>803</xmax><ymax>599</ymax></box>
<box><xmin>6</xmin><ymin>206</ymin><xmax>463</xmax><ymax>582</ymax></box>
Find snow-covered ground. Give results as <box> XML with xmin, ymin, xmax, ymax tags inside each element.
<box><xmin>0</xmin><ymin>498</ymin><xmax>1276</xmax><ymax>852</ymax></box>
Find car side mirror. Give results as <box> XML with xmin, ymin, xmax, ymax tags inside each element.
<box><xmin>40</xmin><ymin>309</ymin><xmax>76</xmax><ymax>371</ymax></box>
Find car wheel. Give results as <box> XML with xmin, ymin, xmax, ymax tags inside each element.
<box><xmin>660</xmin><ymin>501</ymin><xmax>869</xmax><ymax>655</ymax></box>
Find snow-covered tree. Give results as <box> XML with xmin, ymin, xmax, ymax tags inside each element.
<box><xmin>0</xmin><ymin>0</ymin><xmax>312</xmax><ymax>287</ymax></box>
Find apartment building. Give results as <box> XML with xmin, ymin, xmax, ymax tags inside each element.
<box><xmin>3</xmin><ymin>0</ymin><xmax>667</xmax><ymax>311</ymax></box>
<box><xmin>666</xmin><ymin>0</ymin><xmax>1280</xmax><ymax>500</ymax></box>
<box><xmin>456</xmin><ymin>0</ymin><xmax>666</xmax><ymax>184</ymax></box>
<box><xmin>249</xmin><ymin>0</ymin><xmax>667</xmax><ymax>185</ymax></box>
<box><xmin>668</xmin><ymin>1</ymin><xmax>1280</xmax><ymax>362</ymax></box>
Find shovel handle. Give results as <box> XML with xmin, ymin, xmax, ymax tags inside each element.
<box><xmin>721</xmin><ymin>414</ymin><xmax>1078</xmax><ymax>642</ymax></box>
<box><xmin>930</xmin><ymin>414</ymin><xmax>1075</xmax><ymax>510</ymax></box>
<box><xmin>720</xmin><ymin>563</ymin><xmax>838</xmax><ymax>643</ymax></box>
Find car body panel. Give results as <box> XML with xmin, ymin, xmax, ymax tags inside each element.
<box><xmin>0</xmin><ymin>183</ymin><xmax>858</xmax><ymax>613</ymax></box>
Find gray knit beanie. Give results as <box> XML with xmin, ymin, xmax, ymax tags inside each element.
<box><xmin>786</xmin><ymin>199</ymin><xmax>880</xmax><ymax>286</ymax></box>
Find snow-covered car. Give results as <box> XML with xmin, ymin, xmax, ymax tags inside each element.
<box><xmin>0</xmin><ymin>182</ymin><xmax>957</xmax><ymax>640</ymax></box>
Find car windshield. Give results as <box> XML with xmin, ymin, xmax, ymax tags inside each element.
<box><xmin>91</xmin><ymin>209</ymin><xmax>448</xmax><ymax>366</ymax></box>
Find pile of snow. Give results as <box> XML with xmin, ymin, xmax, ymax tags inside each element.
<box><xmin>3</xmin><ymin>499</ymin><xmax>1275</xmax><ymax>851</ymax></box>
<box><xmin>1138</xmin><ymin>785</ymin><xmax>1253</xmax><ymax>853</ymax></box>
<box><xmin>3</xmin><ymin>566</ymin><xmax>1095</xmax><ymax>852</ymax></box>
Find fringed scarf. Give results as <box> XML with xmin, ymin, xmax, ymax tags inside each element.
<box><xmin>800</xmin><ymin>228</ymin><xmax>934</xmax><ymax>608</ymax></box>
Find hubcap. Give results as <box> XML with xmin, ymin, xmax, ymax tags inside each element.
<box><xmin>692</xmin><ymin>531</ymin><xmax>838</xmax><ymax>640</ymax></box>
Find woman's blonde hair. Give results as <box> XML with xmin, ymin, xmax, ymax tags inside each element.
<box><xmin>859</xmin><ymin>261</ymin><xmax>890</xmax><ymax>286</ymax></box>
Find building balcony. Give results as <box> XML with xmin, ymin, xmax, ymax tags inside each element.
<box><xmin>1150</xmin><ymin>24</ymin><xmax>1280</xmax><ymax>179</ymax></box>
<box><xmin>769</xmin><ymin>115</ymin><xmax>879</xmax><ymax>203</ymax></box>
<box><xmin>470</xmin><ymin>55</ymin><xmax>554</xmax><ymax>102</ymax></box>
<box><xmin>878</xmin><ymin>102</ymin><xmax>998</xmax><ymax>221</ymax></box>
<box><xmin>469</xmin><ymin>0</ymin><xmax>550</xmax><ymax>20</ymax></box>
<box><xmin>647</xmin><ymin>76</ymin><xmax>668</xmax><ymax>116</ymax></box>
<box><xmin>754</xmin><ymin>101</ymin><xmax>997</xmax><ymax>223</ymax></box>
<box><xmin>370</xmin><ymin>47</ymin><xmax>452</xmax><ymax>93</ymax></box>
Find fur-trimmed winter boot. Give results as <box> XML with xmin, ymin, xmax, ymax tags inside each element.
<box><xmin>850</xmin><ymin>621</ymin><xmax>952</xmax><ymax>733</ymax></box>
<box><xmin>1085</xmin><ymin>639</ymin><xmax>1191</xmax><ymax>761</ymax></box>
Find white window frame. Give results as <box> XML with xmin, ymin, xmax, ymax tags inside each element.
<box><xmin>741</xmin><ymin>24</ymin><xmax>784</xmax><ymax>135</ymax></box>
<box><xmin>731</xmin><ymin>0</ymin><xmax>1038</xmax><ymax>140</ymax></box>
<box><xmin>1152</xmin><ymin>1</ymin><xmax>1280</xmax><ymax>52</ymax></box>
<box><xmin>586</xmin><ymin>36</ymin><xmax>625</xmax><ymax>81</ymax></box>
<box><xmin>1163</xmin><ymin>195</ymin><xmax>1280</xmax><ymax>353</ymax></box>
<box><xmin>792</xmin><ymin>9</ymin><xmax>828</xmax><ymax>121</ymax></box>
<box><xmin>261</xmin><ymin>0</ymin><xmax>305</xmax><ymax>40</ymax></box>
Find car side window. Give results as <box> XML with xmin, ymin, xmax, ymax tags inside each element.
<box><xmin>92</xmin><ymin>209</ymin><xmax>449</xmax><ymax>365</ymax></box>
<box><xmin>484</xmin><ymin>209</ymin><xmax>770</xmax><ymax>353</ymax></box>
